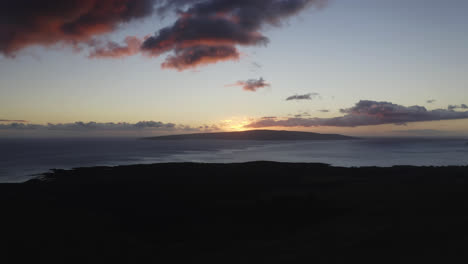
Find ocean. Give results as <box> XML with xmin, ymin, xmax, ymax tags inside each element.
<box><xmin>0</xmin><ymin>137</ymin><xmax>467</xmax><ymax>182</ymax></box>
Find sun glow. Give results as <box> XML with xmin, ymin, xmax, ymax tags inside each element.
<box><xmin>220</xmin><ymin>117</ymin><xmax>253</xmax><ymax>131</ymax></box>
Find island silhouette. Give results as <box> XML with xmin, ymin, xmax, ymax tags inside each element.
<box><xmin>146</xmin><ymin>129</ymin><xmax>355</xmax><ymax>141</ymax></box>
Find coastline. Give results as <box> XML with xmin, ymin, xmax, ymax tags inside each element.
<box><xmin>1</xmin><ymin>162</ymin><xmax>468</xmax><ymax>263</ymax></box>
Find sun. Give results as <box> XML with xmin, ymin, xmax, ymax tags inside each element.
<box><xmin>221</xmin><ymin>117</ymin><xmax>252</xmax><ymax>132</ymax></box>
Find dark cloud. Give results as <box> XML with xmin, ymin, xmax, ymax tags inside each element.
<box><xmin>286</xmin><ymin>93</ymin><xmax>319</xmax><ymax>101</ymax></box>
<box><xmin>0</xmin><ymin>0</ymin><xmax>157</xmax><ymax>56</ymax></box>
<box><xmin>0</xmin><ymin>119</ymin><xmax>28</xmax><ymax>123</ymax></box>
<box><xmin>139</xmin><ymin>0</ymin><xmax>326</xmax><ymax>69</ymax></box>
<box><xmin>292</xmin><ymin>112</ymin><xmax>311</xmax><ymax>118</ymax></box>
<box><xmin>318</xmin><ymin>109</ymin><xmax>330</xmax><ymax>113</ymax></box>
<box><xmin>427</xmin><ymin>99</ymin><xmax>436</xmax><ymax>104</ymax></box>
<box><xmin>448</xmin><ymin>104</ymin><xmax>468</xmax><ymax>111</ymax></box>
<box><xmin>245</xmin><ymin>100</ymin><xmax>468</xmax><ymax>128</ymax></box>
<box><xmin>230</xmin><ymin>77</ymin><xmax>270</xmax><ymax>92</ymax></box>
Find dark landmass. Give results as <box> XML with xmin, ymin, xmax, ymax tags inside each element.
<box><xmin>2</xmin><ymin>162</ymin><xmax>468</xmax><ymax>263</ymax></box>
<box><xmin>146</xmin><ymin>129</ymin><xmax>355</xmax><ymax>140</ymax></box>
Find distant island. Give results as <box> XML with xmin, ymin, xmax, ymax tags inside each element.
<box><xmin>146</xmin><ymin>130</ymin><xmax>355</xmax><ymax>141</ymax></box>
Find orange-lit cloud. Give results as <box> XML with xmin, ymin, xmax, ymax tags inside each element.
<box><xmin>161</xmin><ymin>45</ymin><xmax>240</xmax><ymax>71</ymax></box>
<box><xmin>140</xmin><ymin>0</ymin><xmax>325</xmax><ymax>69</ymax></box>
<box><xmin>0</xmin><ymin>0</ymin><xmax>156</xmax><ymax>56</ymax></box>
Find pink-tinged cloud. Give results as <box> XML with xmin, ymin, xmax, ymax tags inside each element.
<box><xmin>89</xmin><ymin>36</ymin><xmax>143</xmax><ymax>58</ymax></box>
<box><xmin>1</xmin><ymin>0</ymin><xmax>328</xmax><ymax>70</ymax></box>
<box><xmin>229</xmin><ymin>78</ymin><xmax>271</xmax><ymax>92</ymax></box>
<box><xmin>161</xmin><ymin>45</ymin><xmax>240</xmax><ymax>71</ymax></box>
<box><xmin>0</xmin><ymin>0</ymin><xmax>156</xmax><ymax>56</ymax></box>
<box><xmin>245</xmin><ymin>100</ymin><xmax>468</xmax><ymax>128</ymax></box>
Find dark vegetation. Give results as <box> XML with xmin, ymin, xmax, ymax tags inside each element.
<box><xmin>1</xmin><ymin>162</ymin><xmax>468</xmax><ymax>263</ymax></box>
<box><xmin>146</xmin><ymin>130</ymin><xmax>355</xmax><ymax>140</ymax></box>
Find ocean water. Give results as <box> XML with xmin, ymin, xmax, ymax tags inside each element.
<box><xmin>0</xmin><ymin>137</ymin><xmax>467</xmax><ymax>182</ymax></box>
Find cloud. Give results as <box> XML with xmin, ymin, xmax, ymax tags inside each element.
<box><xmin>141</xmin><ymin>0</ymin><xmax>326</xmax><ymax>69</ymax></box>
<box><xmin>318</xmin><ymin>109</ymin><xmax>330</xmax><ymax>113</ymax></box>
<box><xmin>245</xmin><ymin>100</ymin><xmax>468</xmax><ymax>128</ymax></box>
<box><xmin>0</xmin><ymin>119</ymin><xmax>28</xmax><ymax>123</ymax></box>
<box><xmin>286</xmin><ymin>93</ymin><xmax>319</xmax><ymax>101</ymax></box>
<box><xmin>0</xmin><ymin>121</ymin><xmax>178</xmax><ymax>131</ymax></box>
<box><xmin>0</xmin><ymin>120</ymin><xmax>226</xmax><ymax>137</ymax></box>
<box><xmin>0</xmin><ymin>0</ymin><xmax>157</xmax><ymax>56</ymax></box>
<box><xmin>427</xmin><ymin>99</ymin><xmax>436</xmax><ymax>104</ymax></box>
<box><xmin>448</xmin><ymin>104</ymin><xmax>468</xmax><ymax>111</ymax></box>
<box><xmin>104</xmin><ymin>0</ymin><xmax>325</xmax><ymax>69</ymax></box>
<box><xmin>2</xmin><ymin>0</ymin><xmax>327</xmax><ymax>70</ymax></box>
<box><xmin>161</xmin><ymin>45</ymin><xmax>240</xmax><ymax>71</ymax></box>
<box><xmin>229</xmin><ymin>77</ymin><xmax>271</xmax><ymax>92</ymax></box>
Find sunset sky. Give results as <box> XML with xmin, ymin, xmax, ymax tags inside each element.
<box><xmin>1</xmin><ymin>0</ymin><xmax>468</xmax><ymax>137</ymax></box>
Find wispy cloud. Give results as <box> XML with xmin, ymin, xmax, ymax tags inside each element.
<box><xmin>245</xmin><ymin>100</ymin><xmax>468</xmax><ymax>128</ymax></box>
<box><xmin>228</xmin><ymin>77</ymin><xmax>271</xmax><ymax>92</ymax></box>
<box><xmin>286</xmin><ymin>93</ymin><xmax>320</xmax><ymax>101</ymax></box>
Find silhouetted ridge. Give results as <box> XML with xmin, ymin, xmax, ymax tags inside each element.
<box><xmin>146</xmin><ymin>130</ymin><xmax>354</xmax><ymax>140</ymax></box>
<box><xmin>2</xmin><ymin>163</ymin><xmax>468</xmax><ymax>263</ymax></box>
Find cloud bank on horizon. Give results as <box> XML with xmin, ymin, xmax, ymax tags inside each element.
<box><xmin>245</xmin><ymin>100</ymin><xmax>468</xmax><ymax>128</ymax></box>
<box><xmin>0</xmin><ymin>121</ymin><xmax>176</xmax><ymax>130</ymax></box>
<box><xmin>0</xmin><ymin>121</ymin><xmax>222</xmax><ymax>136</ymax></box>
<box><xmin>3</xmin><ymin>100</ymin><xmax>468</xmax><ymax>135</ymax></box>
<box><xmin>0</xmin><ymin>0</ymin><xmax>327</xmax><ymax>70</ymax></box>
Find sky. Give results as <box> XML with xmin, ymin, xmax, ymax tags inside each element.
<box><xmin>1</xmin><ymin>0</ymin><xmax>468</xmax><ymax>137</ymax></box>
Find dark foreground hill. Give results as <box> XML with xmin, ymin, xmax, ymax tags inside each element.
<box><xmin>1</xmin><ymin>162</ymin><xmax>468</xmax><ymax>264</ymax></box>
<box><xmin>146</xmin><ymin>129</ymin><xmax>354</xmax><ymax>140</ymax></box>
